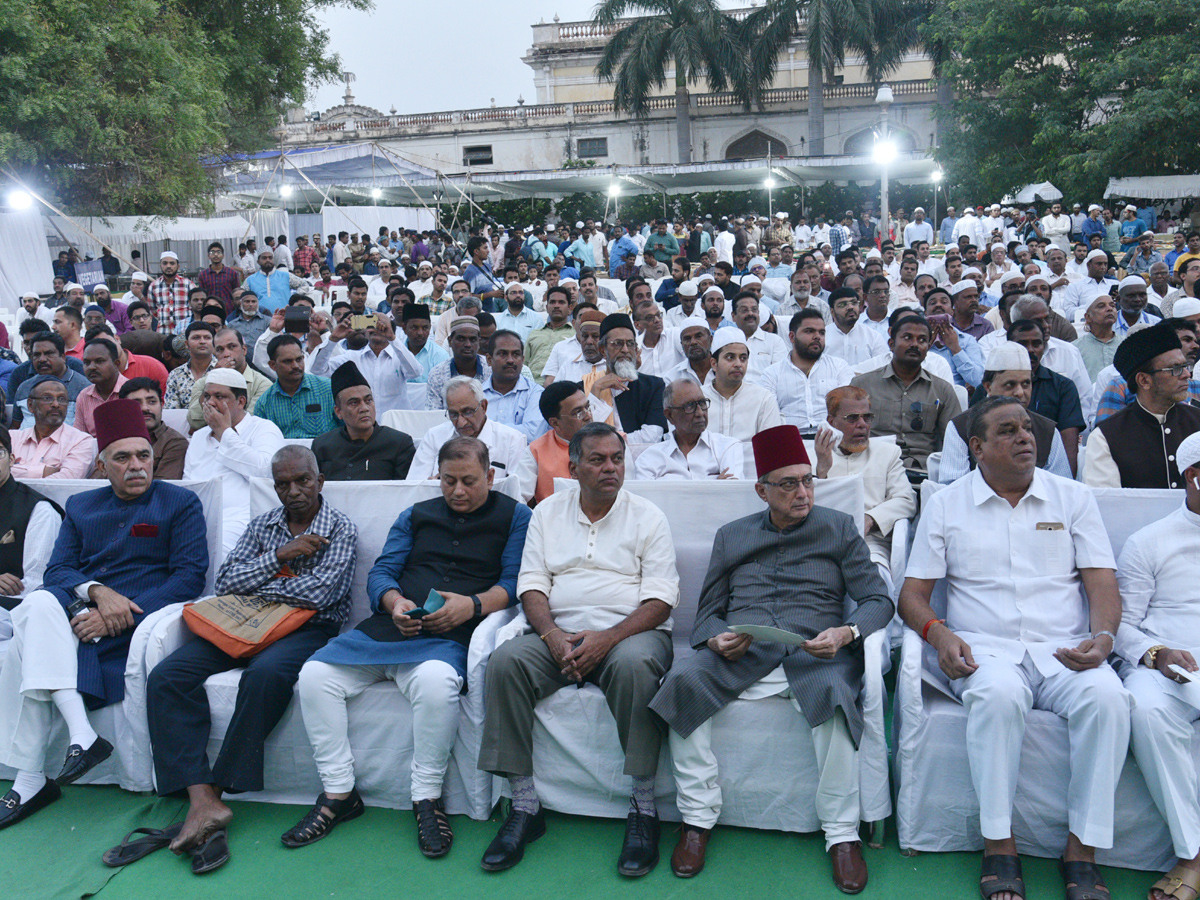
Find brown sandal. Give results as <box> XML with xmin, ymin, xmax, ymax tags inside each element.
<box><xmin>1150</xmin><ymin>864</ymin><xmax>1200</xmax><ymax>900</ymax></box>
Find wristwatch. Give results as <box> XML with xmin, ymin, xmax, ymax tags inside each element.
<box><xmin>844</xmin><ymin>623</ymin><xmax>862</xmax><ymax>649</ymax></box>
<box><xmin>470</xmin><ymin>594</ymin><xmax>482</xmax><ymax>620</ymax></box>
<box><xmin>1143</xmin><ymin>644</ymin><xmax>1168</xmax><ymax>668</ymax></box>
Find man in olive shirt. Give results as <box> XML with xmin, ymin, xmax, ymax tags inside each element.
<box><xmin>850</xmin><ymin>314</ymin><xmax>961</xmax><ymax>473</ymax></box>
<box><xmin>116</xmin><ymin>378</ymin><xmax>189</xmax><ymax>479</ymax></box>
<box><xmin>312</xmin><ymin>362</ymin><xmax>415</xmax><ymax>480</ymax></box>
<box><xmin>525</xmin><ymin>286</ymin><xmax>575</xmax><ymax>381</ymax></box>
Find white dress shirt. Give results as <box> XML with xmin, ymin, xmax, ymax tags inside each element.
<box><xmin>1116</xmin><ymin>502</ymin><xmax>1200</xmax><ymax>673</ymax></box>
<box><xmin>632</xmin><ymin>429</ymin><xmax>743</xmax><ymax>481</ymax></box>
<box><xmin>820</xmin><ymin>438</ymin><xmax>916</xmax><ymax>567</ymax></box>
<box><xmin>741</xmin><ymin>327</ymin><xmax>790</xmax><ymax>384</ymax></box>
<box><xmin>825</xmin><ymin>321</ymin><xmax>890</xmax><ymax>366</ymax></box>
<box><xmin>325</xmin><ymin>340</ymin><xmax>422</xmax><ymax>411</ymax></box>
<box><xmin>410</xmin><ymin>417</ymin><xmax>535</xmax><ymax>502</ymax></box>
<box><xmin>903</xmin><ymin>221</ymin><xmax>935</xmax><ymax>248</ymax></box>
<box><xmin>1057</xmin><ymin>277</ymin><xmax>1118</xmax><ymax>318</ymax></box>
<box><xmin>183</xmin><ymin>414</ymin><xmax>285</xmax><ymax>553</ymax></box>
<box><xmin>761</xmin><ymin>353</ymin><xmax>853</xmax><ymax>432</ymax></box>
<box><xmin>906</xmin><ymin>468</ymin><xmax>1115</xmax><ymax>677</ymax></box>
<box><xmin>1042</xmin><ymin>337</ymin><xmax>1096</xmax><ymax>423</ymax></box>
<box><xmin>516</xmin><ymin>487</ymin><xmax>680</xmax><ymax>634</ymax></box>
<box><xmin>701</xmin><ymin>380</ymin><xmax>783</xmax><ymax>441</ymax></box>
<box><xmin>495</xmin><ymin>307</ymin><xmax>548</xmax><ymax>342</ymax></box>
<box><xmin>713</xmin><ymin>231</ymin><xmax>736</xmax><ymax>265</ymax></box>
<box><xmin>638</xmin><ymin>329</ymin><xmax>684</xmax><ymax>377</ymax></box>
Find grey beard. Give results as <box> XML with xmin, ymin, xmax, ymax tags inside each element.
<box><xmin>613</xmin><ymin>360</ymin><xmax>639</xmax><ymax>381</ymax></box>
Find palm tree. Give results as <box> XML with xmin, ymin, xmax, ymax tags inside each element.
<box><xmin>742</xmin><ymin>0</ymin><xmax>909</xmax><ymax>157</ymax></box>
<box><xmin>593</xmin><ymin>0</ymin><xmax>745</xmax><ymax>164</ymax></box>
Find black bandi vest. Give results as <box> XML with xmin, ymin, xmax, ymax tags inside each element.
<box><xmin>356</xmin><ymin>492</ymin><xmax>518</xmax><ymax>647</ymax></box>
<box><xmin>1096</xmin><ymin>401</ymin><xmax>1200</xmax><ymax>489</ymax></box>
<box><xmin>951</xmin><ymin>408</ymin><xmax>1055</xmax><ymax>472</ymax></box>
<box><xmin>0</xmin><ymin>477</ymin><xmax>62</xmax><ymax>580</ymax></box>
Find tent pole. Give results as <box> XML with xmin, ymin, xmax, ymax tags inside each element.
<box><xmin>280</xmin><ymin>154</ymin><xmax>370</xmax><ymax>236</ymax></box>
<box><xmin>240</xmin><ymin>155</ymin><xmax>284</xmax><ymax>242</ymax></box>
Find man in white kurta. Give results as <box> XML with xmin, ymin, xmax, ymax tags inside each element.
<box><xmin>409</xmin><ymin>376</ymin><xmax>535</xmax><ymax>503</ymax></box>
<box><xmin>701</xmin><ymin>330</ymin><xmax>783</xmax><ymax>441</ymax></box>
<box><xmin>761</xmin><ymin>309</ymin><xmax>852</xmax><ymax>437</ymax></box>
<box><xmin>182</xmin><ymin>367</ymin><xmax>285</xmax><ymax>554</ymax></box>
<box><xmin>323</xmin><ymin>314</ymin><xmax>422</xmax><ymax>412</ymax></box>
<box><xmin>900</xmin><ymin>396</ymin><xmax>1129</xmax><ymax>900</ymax></box>
<box><xmin>633</xmin><ymin>378</ymin><xmax>743</xmax><ymax>481</ymax></box>
<box><xmin>1116</xmin><ymin>433</ymin><xmax>1200</xmax><ymax>894</ymax></box>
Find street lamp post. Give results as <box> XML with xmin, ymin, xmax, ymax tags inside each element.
<box><xmin>764</xmin><ymin>175</ymin><xmax>776</xmax><ymax>219</ymax></box>
<box><xmin>874</xmin><ymin>84</ymin><xmax>894</xmax><ymax>245</ymax></box>
<box><xmin>931</xmin><ymin>170</ymin><xmax>943</xmax><ymax>244</ymax></box>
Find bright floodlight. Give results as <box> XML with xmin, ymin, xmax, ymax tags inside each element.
<box><xmin>371</xmin><ymin>187</ymin><xmax>382</xmax><ymax>199</ymax></box>
<box><xmin>6</xmin><ymin>189</ymin><xmax>33</xmax><ymax>210</ymax></box>
<box><xmin>608</xmin><ymin>184</ymin><xmax>621</xmax><ymax>197</ymax></box>
<box><xmin>764</xmin><ymin>177</ymin><xmax>776</xmax><ymax>189</ymax></box>
<box><xmin>280</xmin><ymin>184</ymin><xmax>293</xmax><ymax>198</ymax></box>
<box><xmin>932</xmin><ymin>170</ymin><xmax>944</xmax><ymax>183</ymax></box>
<box><xmin>873</xmin><ymin>140</ymin><xmax>898</xmax><ymax>166</ymax></box>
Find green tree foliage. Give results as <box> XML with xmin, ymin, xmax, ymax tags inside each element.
<box><xmin>0</xmin><ymin>0</ymin><xmax>367</xmax><ymax>215</ymax></box>
<box><xmin>928</xmin><ymin>0</ymin><xmax>1200</xmax><ymax>202</ymax></box>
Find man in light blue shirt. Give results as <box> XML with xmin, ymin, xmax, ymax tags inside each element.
<box><xmin>243</xmin><ymin>250</ymin><xmax>293</xmax><ymax>313</ymax></box>
<box><xmin>923</xmin><ymin>285</ymin><xmax>986</xmax><ymax>387</ymax></box>
<box><xmin>400</xmin><ymin>304</ymin><xmax>449</xmax><ymax>411</ymax></box>
<box><xmin>495</xmin><ymin>282</ymin><xmax>547</xmax><ymax>342</ymax></box>
<box><xmin>939</xmin><ymin>207</ymin><xmax>958</xmax><ymax>246</ymax></box>
<box><xmin>764</xmin><ymin>246</ymin><xmax>795</xmax><ymax>280</ymax></box>
<box><xmin>565</xmin><ymin>230</ymin><xmax>595</xmax><ymax>268</ymax></box>
<box><xmin>608</xmin><ymin>228</ymin><xmax>640</xmax><ymax>278</ymax></box>
<box><xmin>483</xmin><ymin>329</ymin><xmax>547</xmax><ymax>441</ymax></box>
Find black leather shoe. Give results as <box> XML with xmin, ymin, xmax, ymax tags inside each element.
<box><xmin>618</xmin><ymin>810</ymin><xmax>660</xmax><ymax>877</ymax></box>
<box><xmin>480</xmin><ymin>806</ymin><xmax>546</xmax><ymax>872</ymax></box>
<box><xmin>56</xmin><ymin>736</ymin><xmax>113</xmax><ymax>786</ymax></box>
<box><xmin>0</xmin><ymin>779</ymin><xmax>61</xmax><ymax>830</ymax></box>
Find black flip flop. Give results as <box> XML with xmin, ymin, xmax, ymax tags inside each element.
<box><xmin>102</xmin><ymin>823</ymin><xmax>185</xmax><ymax>867</ymax></box>
<box><xmin>190</xmin><ymin>829</ymin><xmax>230</xmax><ymax>875</ymax></box>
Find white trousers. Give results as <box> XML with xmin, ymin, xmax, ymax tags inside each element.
<box><xmin>952</xmin><ymin>652</ymin><xmax>1130</xmax><ymax>848</ymax></box>
<box><xmin>1126</xmin><ymin>667</ymin><xmax>1200</xmax><ymax>860</ymax></box>
<box><xmin>669</xmin><ymin>697</ymin><xmax>860</xmax><ymax>850</ymax></box>
<box><xmin>298</xmin><ymin>659</ymin><xmax>464</xmax><ymax>802</ymax></box>
<box><xmin>0</xmin><ymin>590</ymin><xmax>80</xmax><ymax>772</ymax></box>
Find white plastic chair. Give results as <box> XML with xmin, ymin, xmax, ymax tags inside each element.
<box><xmin>161</xmin><ymin>408</ymin><xmax>190</xmax><ymax>437</ymax></box>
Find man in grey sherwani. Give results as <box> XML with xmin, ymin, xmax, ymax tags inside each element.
<box><xmin>649</xmin><ymin>423</ymin><xmax>893</xmax><ymax>892</ymax></box>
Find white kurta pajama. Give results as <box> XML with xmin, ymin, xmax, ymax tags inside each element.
<box><xmin>906</xmin><ymin>469</ymin><xmax>1131</xmax><ymax>847</ymax></box>
<box><xmin>1116</xmin><ymin>502</ymin><xmax>1200</xmax><ymax>859</ymax></box>
<box><xmin>0</xmin><ymin>502</ymin><xmax>61</xmax><ymax>650</ymax></box>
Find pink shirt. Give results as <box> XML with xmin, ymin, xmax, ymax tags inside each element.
<box><xmin>10</xmin><ymin>424</ymin><xmax>97</xmax><ymax>480</ymax></box>
<box><xmin>74</xmin><ymin>373</ymin><xmax>128</xmax><ymax>437</ymax></box>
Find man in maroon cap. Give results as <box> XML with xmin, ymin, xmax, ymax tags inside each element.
<box><xmin>649</xmin><ymin>424</ymin><xmax>893</xmax><ymax>890</ymax></box>
<box><xmin>0</xmin><ymin>399</ymin><xmax>209</xmax><ymax>830</ymax></box>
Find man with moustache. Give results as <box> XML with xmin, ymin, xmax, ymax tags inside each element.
<box><xmin>312</xmin><ymin>362</ymin><xmax>416</xmax><ymax>480</ymax></box>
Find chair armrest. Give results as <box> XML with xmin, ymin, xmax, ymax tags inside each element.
<box><xmin>141</xmin><ymin>602</ymin><xmax>197</xmax><ymax>673</ymax></box>
<box><xmin>466</xmin><ymin>606</ymin><xmax>519</xmax><ymax>684</ymax></box>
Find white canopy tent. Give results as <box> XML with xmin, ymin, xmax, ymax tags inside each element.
<box><xmin>1105</xmin><ymin>175</ymin><xmax>1200</xmax><ymax>200</ymax></box>
<box><xmin>1002</xmin><ymin>182</ymin><xmax>1063</xmax><ymax>205</ymax></box>
<box><xmin>0</xmin><ymin>209</ymin><xmax>54</xmax><ymax>314</ymax></box>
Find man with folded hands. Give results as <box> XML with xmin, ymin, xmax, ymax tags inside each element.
<box><xmin>1114</xmin><ymin>432</ymin><xmax>1200</xmax><ymax>900</ymax></box>
<box><xmin>0</xmin><ymin>399</ymin><xmax>207</xmax><ymax>829</ymax></box>
<box><xmin>287</xmin><ymin>436</ymin><xmax>530</xmax><ymax>858</ymax></box>
<box><xmin>899</xmin><ymin>395</ymin><xmax>1130</xmax><ymax>900</ymax></box>
<box><xmin>648</xmin><ymin>424</ymin><xmax>892</xmax><ymax>890</ymax></box>
<box><xmin>144</xmin><ymin>445</ymin><xmax>356</xmax><ymax>873</ymax></box>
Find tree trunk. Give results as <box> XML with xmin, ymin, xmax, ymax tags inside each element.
<box><xmin>675</xmin><ymin>67</ymin><xmax>691</xmax><ymax>164</ymax></box>
<box><xmin>808</xmin><ymin>59</ymin><xmax>825</xmax><ymax>156</ymax></box>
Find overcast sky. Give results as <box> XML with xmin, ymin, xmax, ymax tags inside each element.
<box><xmin>310</xmin><ymin>1</ymin><xmax>601</xmax><ymax>115</ymax></box>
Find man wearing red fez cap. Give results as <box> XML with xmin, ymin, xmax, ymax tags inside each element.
<box><xmin>650</xmin><ymin>422</ymin><xmax>893</xmax><ymax>890</ymax></box>
<box><xmin>0</xmin><ymin>399</ymin><xmax>208</xmax><ymax>830</ymax></box>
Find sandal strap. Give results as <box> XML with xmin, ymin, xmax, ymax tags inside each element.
<box><xmin>414</xmin><ymin>799</ymin><xmax>452</xmax><ymax>847</ymax></box>
<box><xmin>1154</xmin><ymin>866</ymin><xmax>1200</xmax><ymax>900</ymax></box>
<box><xmin>1060</xmin><ymin>859</ymin><xmax>1110</xmax><ymax>900</ymax></box>
<box><xmin>981</xmin><ymin>854</ymin><xmax>1025</xmax><ymax>900</ymax></box>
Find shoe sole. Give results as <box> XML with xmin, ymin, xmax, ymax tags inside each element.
<box><xmin>619</xmin><ymin>852</ymin><xmax>659</xmax><ymax>878</ymax></box>
<box><xmin>479</xmin><ymin>823</ymin><xmax>546</xmax><ymax>872</ymax></box>
<box><xmin>672</xmin><ymin>864</ymin><xmax>703</xmax><ymax>878</ymax></box>
<box><xmin>280</xmin><ymin>804</ymin><xmax>365</xmax><ymax>848</ymax></box>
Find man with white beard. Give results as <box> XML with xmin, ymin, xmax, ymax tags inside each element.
<box><xmin>583</xmin><ymin>314</ymin><xmax>668</xmax><ymax>445</ymax></box>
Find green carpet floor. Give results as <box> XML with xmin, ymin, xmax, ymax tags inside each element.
<box><xmin>0</xmin><ymin>782</ymin><xmax>1163</xmax><ymax>900</ymax></box>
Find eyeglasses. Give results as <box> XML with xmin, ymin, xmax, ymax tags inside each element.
<box><xmin>909</xmin><ymin>401</ymin><xmax>925</xmax><ymax>431</ymax></box>
<box><xmin>760</xmin><ymin>475</ymin><xmax>814</xmax><ymax>492</ymax></box>
<box><xmin>1150</xmin><ymin>364</ymin><xmax>1191</xmax><ymax>378</ymax></box>
<box><xmin>867</xmin><ymin>288</ymin><xmax>890</xmax><ymax>296</ymax></box>
<box><xmin>837</xmin><ymin>413</ymin><xmax>875</xmax><ymax>424</ymax></box>
<box><xmin>668</xmin><ymin>398</ymin><xmax>711</xmax><ymax>415</ymax></box>
<box><xmin>604</xmin><ymin>339</ymin><xmax>637</xmax><ymax>350</ymax></box>
<box><xmin>447</xmin><ymin>406</ymin><xmax>480</xmax><ymax>422</ymax></box>
<box><xmin>561</xmin><ymin>406</ymin><xmax>591</xmax><ymax>421</ymax></box>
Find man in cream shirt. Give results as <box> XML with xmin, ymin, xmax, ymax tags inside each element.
<box><xmin>477</xmin><ymin>423</ymin><xmax>678</xmax><ymax>878</ymax></box>
<box><xmin>702</xmin><ymin>329</ymin><xmax>783</xmax><ymax>441</ymax></box>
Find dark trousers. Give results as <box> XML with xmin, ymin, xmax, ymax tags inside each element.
<box><xmin>147</xmin><ymin>624</ymin><xmax>334</xmax><ymax>796</ymax></box>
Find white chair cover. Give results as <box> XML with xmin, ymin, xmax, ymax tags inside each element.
<box><xmin>379</xmin><ymin>408</ymin><xmax>447</xmax><ymax>442</ymax></box>
<box><xmin>160</xmin><ymin>408</ymin><xmax>190</xmax><ymax>438</ymax></box>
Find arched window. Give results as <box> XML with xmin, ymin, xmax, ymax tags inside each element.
<box><xmin>842</xmin><ymin>127</ymin><xmax>917</xmax><ymax>156</ymax></box>
<box><xmin>725</xmin><ymin>130</ymin><xmax>787</xmax><ymax>160</ymax></box>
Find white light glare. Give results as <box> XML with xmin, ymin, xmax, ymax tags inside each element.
<box><xmin>371</xmin><ymin>187</ymin><xmax>382</xmax><ymax>199</ymax></box>
<box><xmin>608</xmin><ymin>184</ymin><xmax>621</xmax><ymax>197</ymax></box>
<box><xmin>764</xmin><ymin>178</ymin><xmax>776</xmax><ymax>189</ymax></box>
<box><xmin>873</xmin><ymin>141</ymin><xmax>898</xmax><ymax>166</ymax></box>
<box><xmin>280</xmin><ymin>184</ymin><xmax>294</xmax><ymax>198</ymax></box>
<box><xmin>932</xmin><ymin>170</ymin><xmax>944</xmax><ymax>183</ymax></box>
<box><xmin>6</xmin><ymin>189</ymin><xmax>33</xmax><ymax>210</ymax></box>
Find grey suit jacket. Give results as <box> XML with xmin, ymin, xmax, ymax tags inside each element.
<box><xmin>649</xmin><ymin>506</ymin><xmax>892</xmax><ymax>744</ymax></box>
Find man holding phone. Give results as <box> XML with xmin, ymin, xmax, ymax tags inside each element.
<box><xmin>290</xmin><ymin>437</ymin><xmax>530</xmax><ymax>858</ymax></box>
<box><xmin>921</xmin><ymin>285</ymin><xmax>986</xmax><ymax>388</ymax></box>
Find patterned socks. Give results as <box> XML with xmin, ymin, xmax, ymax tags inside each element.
<box><xmin>631</xmin><ymin>777</ymin><xmax>657</xmax><ymax>817</ymax></box>
<box><xmin>510</xmin><ymin>775</ymin><xmax>540</xmax><ymax>814</ymax></box>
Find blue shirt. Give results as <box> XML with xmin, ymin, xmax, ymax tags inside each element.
<box><xmin>408</xmin><ymin>339</ymin><xmax>449</xmax><ymax>383</ymax></box>
<box><xmin>928</xmin><ymin>329</ymin><xmax>985</xmax><ymax>387</ymax></box>
<box><xmin>1081</xmin><ymin>217</ymin><xmax>1106</xmax><ymax>245</ymax></box>
<box><xmin>483</xmin><ymin>375</ymin><xmax>547</xmax><ymax>441</ymax></box>
<box><xmin>243</xmin><ymin>269</ymin><xmax>293</xmax><ymax>312</ymax></box>
<box><xmin>609</xmin><ymin>236</ymin><xmax>639</xmax><ymax>277</ymax></box>
<box><xmin>939</xmin><ymin>216</ymin><xmax>959</xmax><ymax>245</ymax></box>
<box><xmin>1119</xmin><ymin>218</ymin><xmax>1149</xmax><ymax>247</ymax></box>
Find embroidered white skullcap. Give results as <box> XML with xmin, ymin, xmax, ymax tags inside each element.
<box><xmin>205</xmin><ymin>367</ymin><xmax>247</xmax><ymax>391</ymax></box>
<box><xmin>1025</xmin><ymin>274</ymin><xmax>1050</xmax><ymax>288</ymax></box>
<box><xmin>997</xmin><ymin>269</ymin><xmax>1025</xmax><ymax>288</ymax></box>
<box><xmin>1176</xmin><ymin>432</ymin><xmax>1200</xmax><ymax>473</ymax></box>
<box><xmin>1119</xmin><ymin>275</ymin><xmax>1148</xmax><ymax>291</ymax></box>
<box><xmin>1085</xmin><ymin>249</ymin><xmax>1109</xmax><ymax>263</ymax></box>
<box><xmin>64</xmin><ymin>282</ymin><xmax>83</xmax><ymax>292</ymax></box>
<box><xmin>703</xmin><ymin>285</ymin><xmax>725</xmax><ymax>299</ymax></box>
<box><xmin>962</xmin><ymin>267</ymin><xmax>984</xmax><ymax>279</ymax></box>
<box><xmin>160</xmin><ymin>250</ymin><xmax>178</xmax><ymax>261</ymax></box>
<box><xmin>984</xmin><ymin>341</ymin><xmax>1031</xmax><ymax>372</ymax></box>
<box><xmin>740</xmin><ymin>274</ymin><xmax>761</xmax><ymax>286</ymax></box>
<box><xmin>1173</xmin><ymin>297</ymin><xmax>1200</xmax><ymax>319</ymax></box>
<box><xmin>711</xmin><ymin>328</ymin><xmax>749</xmax><ymax>355</ymax></box>
<box><xmin>677</xmin><ymin>280</ymin><xmax>698</xmax><ymax>297</ymax></box>
<box><xmin>131</xmin><ymin>271</ymin><xmax>150</xmax><ymax>282</ymax></box>
<box><xmin>950</xmin><ymin>279</ymin><xmax>979</xmax><ymax>296</ymax></box>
